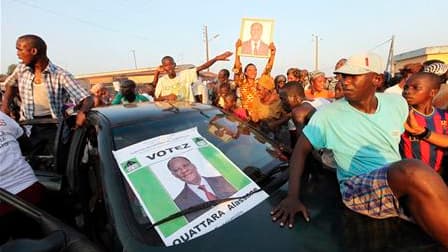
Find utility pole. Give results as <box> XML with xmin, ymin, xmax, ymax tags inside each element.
<box><xmin>386</xmin><ymin>35</ymin><xmax>395</xmax><ymax>76</ymax></box>
<box><xmin>204</xmin><ymin>25</ymin><xmax>209</xmax><ymax>64</ymax></box>
<box><xmin>131</xmin><ymin>49</ymin><xmax>137</xmax><ymax>69</ymax></box>
<box><xmin>312</xmin><ymin>34</ymin><xmax>320</xmax><ymax>71</ymax></box>
<box><xmin>203</xmin><ymin>25</ymin><xmax>219</xmax><ymax>71</ymax></box>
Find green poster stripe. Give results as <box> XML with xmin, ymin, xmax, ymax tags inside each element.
<box><xmin>128</xmin><ymin>167</ymin><xmax>188</xmax><ymax>236</ymax></box>
<box><xmin>199</xmin><ymin>146</ymin><xmax>251</xmax><ymax>190</ymax></box>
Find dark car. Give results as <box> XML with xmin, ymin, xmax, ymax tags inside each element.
<box><xmin>2</xmin><ymin>102</ymin><xmax>441</xmax><ymax>251</ymax></box>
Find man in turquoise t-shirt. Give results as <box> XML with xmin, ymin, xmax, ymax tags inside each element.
<box><xmin>111</xmin><ymin>80</ymin><xmax>149</xmax><ymax>105</ymax></box>
<box><xmin>271</xmin><ymin>52</ymin><xmax>448</xmax><ymax>248</ymax></box>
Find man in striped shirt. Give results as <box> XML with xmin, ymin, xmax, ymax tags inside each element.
<box><xmin>1</xmin><ymin>34</ymin><xmax>93</xmax><ymax>127</ymax></box>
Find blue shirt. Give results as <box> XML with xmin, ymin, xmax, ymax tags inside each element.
<box><xmin>303</xmin><ymin>93</ymin><xmax>408</xmax><ymax>183</ymax></box>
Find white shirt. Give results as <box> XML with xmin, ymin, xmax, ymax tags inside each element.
<box><xmin>303</xmin><ymin>97</ymin><xmax>331</xmax><ymax>110</ymax></box>
<box><xmin>187</xmin><ymin>177</ymin><xmax>216</xmax><ymax>201</ymax></box>
<box><xmin>0</xmin><ymin>111</ymin><xmax>37</xmax><ymax>194</ymax></box>
<box><xmin>385</xmin><ymin>84</ymin><xmax>403</xmax><ymax>95</ymax></box>
<box><xmin>191</xmin><ymin>80</ymin><xmax>209</xmax><ymax>104</ymax></box>
<box><xmin>33</xmin><ymin>80</ymin><xmax>51</xmax><ymax>116</ymax></box>
<box><xmin>288</xmin><ymin>119</ymin><xmax>296</xmax><ymax>131</ymax></box>
<box><xmin>140</xmin><ymin>93</ymin><xmax>154</xmax><ymax>102</ymax></box>
<box><xmin>155</xmin><ymin>68</ymin><xmax>197</xmax><ymax>102</ymax></box>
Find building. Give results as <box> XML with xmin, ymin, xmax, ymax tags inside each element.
<box><xmin>75</xmin><ymin>65</ymin><xmax>217</xmax><ymax>94</ymax></box>
<box><xmin>75</xmin><ymin>64</ymin><xmax>196</xmax><ymax>92</ymax></box>
<box><xmin>393</xmin><ymin>46</ymin><xmax>448</xmax><ymax>72</ymax></box>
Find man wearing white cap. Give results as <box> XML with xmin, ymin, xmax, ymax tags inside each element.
<box><xmin>271</xmin><ymin>52</ymin><xmax>448</xmax><ymax>248</ymax></box>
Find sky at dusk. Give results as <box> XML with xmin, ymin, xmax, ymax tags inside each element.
<box><xmin>1</xmin><ymin>0</ymin><xmax>447</xmax><ymax>77</ymax></box>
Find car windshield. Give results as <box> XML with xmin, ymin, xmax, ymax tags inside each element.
<box><xmin>111</xmin><ymin>109</ymin><xmax>287</xmax><ymax>226</ymax></box>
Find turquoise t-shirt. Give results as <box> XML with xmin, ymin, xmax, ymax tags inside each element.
<box><xmin>303</xmin><ymin>93</ymin><xmax>408</xmax><ymax>183</ymax></box>
<box><xmin>111</xmin><ymin>93</ymin><xmax>149</xmax><ymax>105</ymax></box>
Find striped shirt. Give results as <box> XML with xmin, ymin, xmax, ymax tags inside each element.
<box><xmin>2</xmin><ymin>62</ymin><xmax>89</xmax><ymax>120</ymax></box>
<box><xmin>400</xmin><ymin>108</ymin><xmax>448</xmax><ymax>172</ymax></box>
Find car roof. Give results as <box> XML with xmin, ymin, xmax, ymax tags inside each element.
<box><xmin>91</xmin><ymin>102</ymin><xmax>217</xmax><ymax>128</ymax></box>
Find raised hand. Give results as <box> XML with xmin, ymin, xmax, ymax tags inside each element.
<box><xmin>235</xmin><ymin>39</ymin><xmax>242</xmax><ymax>49</ymax></box>
<box><xmin>215</xmin><ymin>51</ymin><xmax>233</xmax><ymax>61</ymax></box>
<box><xmin>155</xmin><ymin>65</ymin><xmax>165</xmax><ymax>74</ymax></box>
<box><xmin>269</xmin><ymin>42</ymin><xmax>276</xmax><ymax>55</ymax></box>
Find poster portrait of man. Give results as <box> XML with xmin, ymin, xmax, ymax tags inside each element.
<box><xmin>166</xmin><ymin>156</ymin><xmax>237</xmax><ymax>222</ymax></box>
<box><xmin>113</xmin><ymin>127</ymin><xmax>268</xmax><ymax>246</ymax></box>
<box><xmin>239</xmin><ymin>18</ymin><xmax>274</xmax><ymax>58</ymax></box>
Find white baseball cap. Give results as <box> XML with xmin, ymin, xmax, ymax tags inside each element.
<box><xmin>334</xmin><ymin>52</ymin><xmax>385</xmax><ymax>75</ymax></box>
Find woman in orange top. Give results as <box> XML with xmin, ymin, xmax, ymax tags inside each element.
<box><xmin>305</xmin><ymin>71</ymin><xmax>335</xmax><ymax>99</ymax></box>
<box><xmin>233</xmin><ymin>39</ymin><xmax>279</xmax><ymax>122</ymax></box>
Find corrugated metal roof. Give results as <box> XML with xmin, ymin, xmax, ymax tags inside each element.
<box><xmin>394</xmin><ymin>46</ymin><xmax>448</xmax><ymax>61</ymax></box>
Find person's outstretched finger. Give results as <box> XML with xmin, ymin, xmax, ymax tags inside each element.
<box><xmin>301</xmin><ymin>206</ymin><xmax>310</xmax><ymax>222</ymax></box>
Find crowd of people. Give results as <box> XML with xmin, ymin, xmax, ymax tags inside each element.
<box><xmin>1</xmin><ymin>34</ymin><xmax>448</xmax><ymax>248</ymax></box>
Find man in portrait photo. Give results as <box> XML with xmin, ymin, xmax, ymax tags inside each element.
<box><xmin>167</xmin><ymin>156</ymin><xmax>237</xmax><ymax>222</ymax></box>
<box><xmin>240</xmin><ymin>22</ymin><xmax>270</xmax><ymax>57</ymax></box>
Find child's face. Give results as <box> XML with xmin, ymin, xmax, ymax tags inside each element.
<box><xmin>287</xmin><ymin>95</ymin><xmax>303</xmax><ymax>108</ymax></box>
<box><xmin>219</xmin><ymin>87</ymin><xmax>230</xmax><ymax>96</ymax></box>
<box><xmin>402</xmin><ymin>76</ymin><xmax>434</xmax><ymax>106</ymax></box>
<box><xmin>223</xmin><ymin>96</ymin><xmax>235</xmax><ymax>110</ymax></box>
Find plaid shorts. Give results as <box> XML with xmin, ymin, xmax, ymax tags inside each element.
<box><xmin>341</xmin><ymin>166</ymin><xmax>409</xmax><ymax>220</ymax></box>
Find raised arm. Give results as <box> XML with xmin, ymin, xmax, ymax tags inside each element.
<box><xmin>271</xmin><ymin>134</ymin><xmax>312</xmax><ymax>228</ymax></box>
<box><xmin>152</xmin><ymin>65</ymin><xmax>164</xmax><ymax>88</ymax></box>
<box><xmin>196</xmin><ymin>51</ymin><xmax>233</xmax><ymax>73</ymax></box>
<box><xmin>233</xmin><ymin>39</ymin><xmax>243</xmax><ymax>83</ymax></box>
<box><xmin>263</xmin><ymin>42</ymin><xmax>276</xmax><ymax>75</ymax></box>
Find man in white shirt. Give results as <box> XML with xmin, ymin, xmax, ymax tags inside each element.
<box><xmin>154</xmin><ymin>51</ymin><xmax>232</xmax><ymax>102</ymax></box>
<box><xmin>240</xmin><ymin>22</ymin><xmax>270</xmax><ymax>57</ymax></box>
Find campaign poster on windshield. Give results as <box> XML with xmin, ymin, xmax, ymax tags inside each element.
<box><xmin>112</xmin><ymin>127</ymin><xmax>268</xmax><ymax>246</ymax></box>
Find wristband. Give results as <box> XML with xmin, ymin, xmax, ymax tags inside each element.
<box><xmin>423</xmin><ymin>128</ymin><xmax>432</xmax><ymax>139</ymax></box>
<box><xmin>415</xmin><ymin>127</ymin><xmax>431</xmax><ymax>140</ymax></box>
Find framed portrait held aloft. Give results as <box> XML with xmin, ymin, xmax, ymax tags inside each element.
<box><xmin>238</xmin><ymin>18</ymin><xmax>275</xmax><ymax>58</ymax></box>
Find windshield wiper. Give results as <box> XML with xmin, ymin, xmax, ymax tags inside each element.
<box><xmin>146</xmin><ymin>188</ymin><xmax>262</xmax><ymax>229</ymax></box>
<box><xmin>191</xmin><ymin>107</ymin><xmax>210</xmax><ymax>119</ymax></box>
<box><xmin>162</xmin><ymin>102</ymin><xmax>179</xmax><ymax>113</ymax></box>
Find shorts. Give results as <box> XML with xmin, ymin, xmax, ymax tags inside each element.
<box><xmin>341</xmin><ymin>166</ymin><xmax>410</xmax><ymax>220</ymax></box>
<box><xmin>0</xmin><ymin>182</ymin><xmax>45</xmax><ymax>216</ymax></box>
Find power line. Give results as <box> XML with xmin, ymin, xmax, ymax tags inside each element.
<box><xmin>369</xmin><ymin>38</ymin><xmax>393</xmax><ymax>51</ymax></box>
<box><xmin>9</xmin><ymin>0</ymin><xmax>151</xmax><ymax>41</ymax></box>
